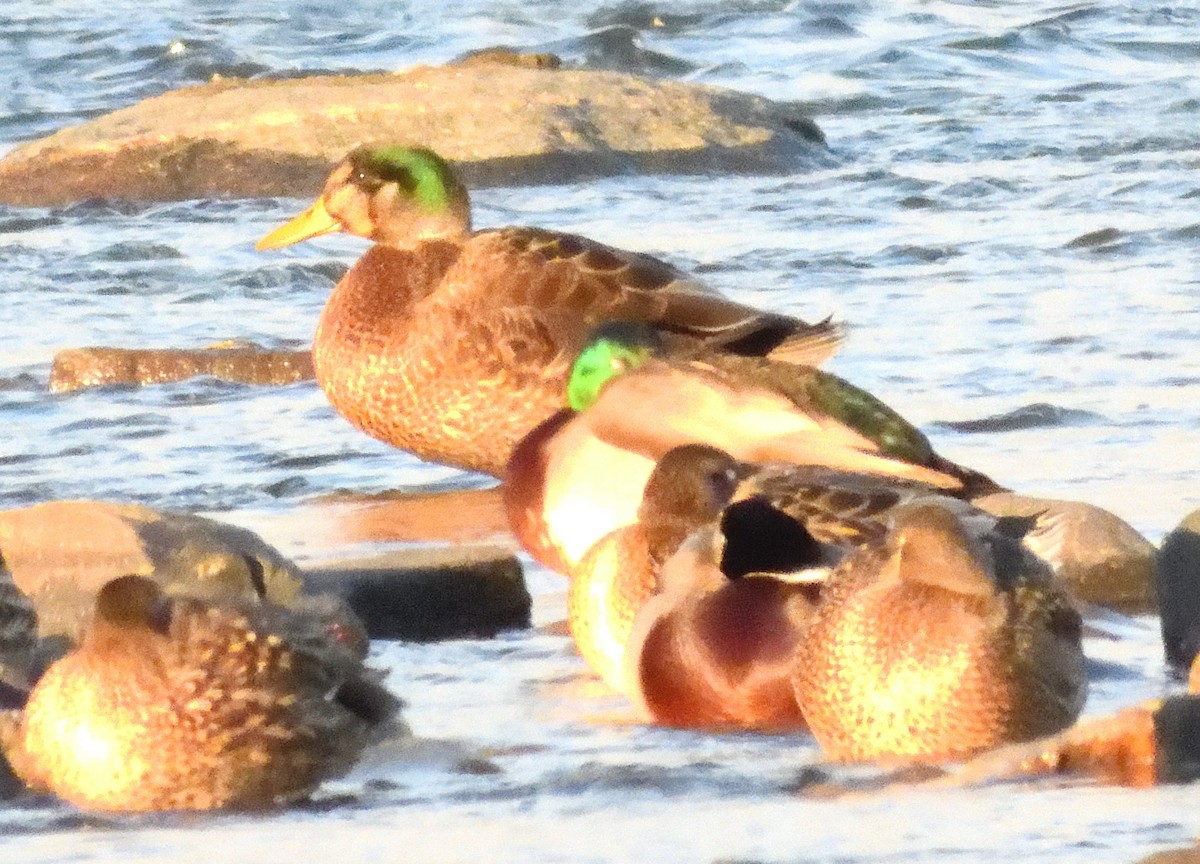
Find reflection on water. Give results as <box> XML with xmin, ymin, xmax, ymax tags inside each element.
<box><xmin>2</xmin><ymin>0</ymin><xmax>1200</xmax><ymax>860</ymax></box>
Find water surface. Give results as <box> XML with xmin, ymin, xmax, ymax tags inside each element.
<box><xmin>2</xmin><ymin>1</ymin><xmax>1199</xmax><ymax>861</ymax></box>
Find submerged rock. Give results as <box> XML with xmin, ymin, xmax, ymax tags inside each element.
<box><xmin>0</xmin><ymin>63</ymin><xmax>830</xmax><ymax>206</ymax></box>
<box><xmin>941</xmin><ymin>695</ymin><xmax>1199</xmax><ymax>788</ymax></box>
<box><xmin>973</xmin><ymin>492</ymin><xmax>1156</xmax><ymax>613</ymax></box>
<box><xmin>49</xmin><ymin>343</ymin><xmax>315</xmax><ymax>393</ymax></box>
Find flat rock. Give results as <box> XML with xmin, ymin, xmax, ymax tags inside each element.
<box><xmin>0</xmin><ymin>62</ymin><xmax>831</xmax><ymax>206</ymax></box>
<box><xmin>0</xmin><ymin>498</ymin><xmax>529</xmax><ymax>645</ymax></box>
<box><xmin>1157</xmin><ymin>507</ymin><xmax>1200</xmax><ymax>672</ymax></box>
<box><xmin>0</xmin><ymin>500</ymin><xmax>304</xmax><ymax>642</ymax></box>
<box><xmin>973</xmin><ymin>492</ymin><xmax>1156</xmax><ymax>613</ymax></box>
<box><xmin>302</xmin><ymin>546</ymin><xmax>531</xmax><ymax>642</ymax></box>
<box><xmin>49</xmin><ymin>344</ymin><xmax>314</xmax><ymax>393</ymax></box>
<box><xmin>233</xmin><ymin>489</ymin><xmax>514</xmax><ymax>552</ymax></box>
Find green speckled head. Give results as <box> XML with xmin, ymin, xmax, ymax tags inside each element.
<box><xmin>351</xmin><ymin>145</ymin><xmax>464</xmax><ymax>215</ymax></box>
<box><xmin>566</xmin><ymin>322</ymin><xmax>664</xmax><ymax>412</ymax></box>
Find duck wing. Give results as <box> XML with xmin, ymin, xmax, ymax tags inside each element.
<box><xmin>457</xmin><ymin>227</ymin><xmax>843</xmax><ymax>365</ymax></box>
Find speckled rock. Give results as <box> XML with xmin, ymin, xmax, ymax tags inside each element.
<box><xmin>1158</xmin><ymin>508</ymin><xmax>1200</xmax><ymax>672</ymax></box>
<box><xmin>0</xmin><ymin>501</ymin><xmax>303</xmax><ymax>643</ymax></box>
<box><xmin>49</xmin><ymin>343</ymin><xmax>314</xmax><ymax>393</ymax></box>
<box><xmin>973</xmin><ymin>492</ymin><xmax>1156</xmax><ymax>613</ymax></box>
<box><xmin>0</xmin><ymin>62</ymin><xmax>830</xmax><ymax>206</ymax></box>
<box><xmin>301</xmin><ymin>546</ymin><xmax>530</xmax><ymax>642</ymax></box>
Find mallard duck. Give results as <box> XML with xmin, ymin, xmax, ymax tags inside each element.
<box><xmin>504</xmin><ymin>321</ymin><xmax>1003</xmax><ymax>574</ymax></box>
<box><xmin>568</xmin><ymin>442</ymin><xmax>951</xmax><ymax>692</ymax></box>
<box><xmin>619</xmin><ymin>462</ymin><xmax>832</xmax><ymax>730</ymax></box>
<box><xmin>792</xmin><ymin>503</ymin><xmax>1086</xmax><ymax>763</ymax></box>
<box><xmin>256</xmin><ymin>145</ymin><xmax>842</xmax><ymax>477</ymax></box>
<box><xmin>571</xmin><ymin>442</ymin><xmax>994</xmax><ymax>727</ymax></box>
<box><xmin>568</xmin><ymin>444</ymin><xmax>748</xmax><ymax>693</ymax></box>
<box><xmin>5</xmin><ymin>575</ymin><xmax>404</xmax><ymax>812</ymax></box>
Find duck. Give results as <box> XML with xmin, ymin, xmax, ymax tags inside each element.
<box><xmin>3</xmin><ymin>575</ymin><xmax>405</xmax><ymax>812</ymax></box>
<box><xmin>792</xmin><ymin>502</ymin><xmax>1086</xmax><ymax>763</ymax></box>
<box><xmin>568</xmin><ymin>442</ymin><xmax>960</xmax><ymax>692</ymax></box>
<box><xmin>572</xmin><ymin>442</ymin><xmax>999</xmax><ymax>729</ymax></box>
<box><xmin>256</xmin><ymin>144</ymin><xmax>843</xmax><ymax>477</ymax></box>
<box><xmin>618</xmin><ymin>468</ymin><xmax>832</xmax><ymax>731</ymax></box>
<box><xmin>568</xmin><ymin>444</ymin><xmax>749</xmax><ymax>694</ymax></box>
<box><xmin>504</xmin><ymin>320</ymin><xmax>1003</xmax><ymax>575</ymax></box>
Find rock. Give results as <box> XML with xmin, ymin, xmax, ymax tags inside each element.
<box><xmin>0</xmin><ymin>63</ymin><xmax>830</xmax><ymax>206</ymax></box>
<box><xmin>1158</xmin><ymin>508</ymin><xmax>1200</xmax><ymax>673</ymax></box>
<box><xmin>451</xmin><ymin>47</ymin><xmax>562</xmax><ymax>70</ymax></box>
<box><xmin>49</xmin><ymin>343</ymin><xmax>315</xmax><ymax>393</ymax></box>
<box><xmin>973</xmin><ymin>492</ymin><xmax>1156</xmax><ymax>613</ymax></box>
<box><xmin>940</xmin><ymin>696</ymin><xmax>1192</xmax><ymax>788</ymax></box>
<box><xmin>0</xmin><ymin>501</ymin><xmax>303</xmax><ymax>642</ymax></box>
<box><xmin>301</xmin><ymin>546</ymin><xmax>530</xmax><ymax>642</ymax></box>
<box><xmin>0</xmin><ymin>709</ymin><xmax>28</xmax><ymax>801</ymax></box>
<box><xmin>1141</xmin><ymin>848</ymin><xmax>1200</xmax><ymax>864</ymax></box>
<box><xmin>0</xmin><ymin>574</ymin><xmax>38</xmax><ymax>693</ymax></box>
<box><xmin>228</xmin><ymin>490</ymin><xmax>514</xmax><ymax>555</ymax></box>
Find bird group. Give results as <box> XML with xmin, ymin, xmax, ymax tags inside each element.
<box><xmin>256</xmin><ymin>144</ymin><xmax>1092</xmax><ymax>763</ymax></box>
<box><xmin>1</xmin><ymin>139</ymin><xmax>1159</xmax><ymax>814</ymax></box>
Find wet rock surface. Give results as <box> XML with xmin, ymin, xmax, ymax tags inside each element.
<box><xmin>301</xmin><ymin>546</ymin><xmax>531</xmax><ymax>642</ymax></box>
<box><xmin>0</xmin><ymin>500</ymin><xmax>304</xmax><ymax>642</ymax></box>
<box><xmin>0</xmin><ymin>63</ymin><xmax>830</xmax><ymax>206</ymax></box>
<box><xmin>1157</xmin><ymin>508</ymin><xmax>1200</xmax><ymax>673</ymax></box>
<box><xmin>0</xmin><ymin>499</ymin><xmax>530</xmax><ymax>648</ymax></box>
<box><xmin>49</xmin><ymin>344</ymin><xmax>315</xmax><ymax>393</ymax></box>
<box><xmin>974</xmin><ymin>492</ymin><xmax>1157</xmax><ymax>614</ymax></box>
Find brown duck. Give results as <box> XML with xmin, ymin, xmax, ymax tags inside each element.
<box><xmin>256</xmin><ymin>145</ymin><xmax>842</xmax><ymax>477</ymax></box>
<box><xmin>4</xmin><ymin>575</ymin><xmax>404</xmax><ymax>812</ymax></box>
<box><xmin>792</xmin><ymin>503</ymin><xmax>1086</xmax><ymax>762</ymax></box>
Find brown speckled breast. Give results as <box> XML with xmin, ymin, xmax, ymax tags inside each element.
<box><xmin>314</xmin><ymin>242</ymin><xmax>575</xmax><ymax>477</ymax></box>
<box><xmin>792</xmin><ymin>537</ymin><xmax>1086</xmax><ymax>762</ymax></box>
<box><xmin>17</xmin><ymin>591</ymin><xmax>400</xmax><ymax>812</ymax></box>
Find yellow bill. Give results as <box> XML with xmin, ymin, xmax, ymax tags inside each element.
<box><xmin>255</xmin><ymin>197</ymin><xmax>342</xmax><ymax>250</ymax></box>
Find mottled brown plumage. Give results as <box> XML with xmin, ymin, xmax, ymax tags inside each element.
<box><xmin>258</xmin><ymin>145</ymin><xmax>842</xmax><ymax>477</ymax></box>
<box><xmin>568</xmin><ymin>445</ymin><xmax>746</xmax><ymax>693</ymax></box>
<box><xmin>9</xmin><ymin>575</ymin><xmax>404</xmax><ymax>812</ymax></box>
<box><xmin>504</xmin><ymin>324</ymin><xmax>1003</xmax><ymax>575</ymax></box>
<box><xmin>793</xmin><ymin>503</ymin><xmax>1086</xmax><ymax>763</ymax></box>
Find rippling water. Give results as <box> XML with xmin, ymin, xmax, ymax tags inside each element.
<box><xmin>2</xmin><ymin>1</ymin><xmax>1199</xmax><ymax>861</ymax></box>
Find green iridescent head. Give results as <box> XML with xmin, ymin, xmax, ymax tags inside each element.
<box><xmin>566</xmin><ymin>322</ymin><xmax>664</xmax><ymax>412</ymax></box>
<box><xmin>348</xmin><ymin>145</ymin><xmax>464</xmax><ymax>215</ymax></box>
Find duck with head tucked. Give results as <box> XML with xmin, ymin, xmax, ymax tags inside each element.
<box><xmin>792</xmin><ymin>503</ymin><xmax>1086</xmax><ymax>763</ymax></box>
<box><xmin>571</xmin><ymin>443</ymin><xmax>1005</xmax><ymax>729</ymax></box>
<box><xmin>2</xmin><ymin>575</ymin><xmax>405</xmax><ymax>812</ymax></box>
<box><xmin>256</xmin><ymin>145</ymin><xmax>842</xmax><ymax>477</ymax></box>
<box><xmin>505</xmin><ymin>321</ymin><xmax>1004</xmax><ymax>575</ymax></box>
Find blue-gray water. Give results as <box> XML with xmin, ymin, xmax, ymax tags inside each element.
<box><xmin>2</xmin><ymin>2</ymin><xmax>1199</xmax><ymax>861</ymax></box>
